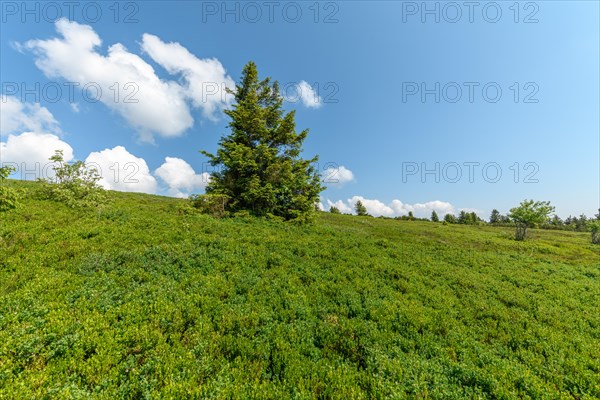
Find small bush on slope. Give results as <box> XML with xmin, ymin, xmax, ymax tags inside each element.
<box><xmin>0</xmin><ymin>165</ymin><xmax>20</xmax><ymax>212</ymax></box>
<box><xmin>38</xmin><ymin>150</ymin><xmax>106</xmax><ymax>209</ymax></box>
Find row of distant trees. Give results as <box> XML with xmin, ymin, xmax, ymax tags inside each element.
<box><xmin>330</xmin><ymin>204</ymin><xmax>485</xmax><ymax>225</ymax></box>
<box><xmin>490</xmin><ymin>209</ymin><xmax>598</xmax><ymax>232</ymax></box>
<box><xmin>329</xmin><ymin>200</ymin><xmax>600</xmax><ymax>243</ymax></box>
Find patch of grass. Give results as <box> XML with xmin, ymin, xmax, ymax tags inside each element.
<box><xmin>0</xmin><ymin>179</ymin><xmax>599</xmax><ymax>398</ymax></box>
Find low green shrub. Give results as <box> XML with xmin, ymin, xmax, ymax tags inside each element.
<box><xmin>0</xmin><ymin>166</ymin><xmax>19</xmax><ymax>212</ymax></box>
<box><xmin>38</xmin><ymin>150</ymin><xmax>106</xmax><ymax>209</ymax></box>
<box><xmin>189</xmin><ymin>194</ymin><xmax>230</xmax><ymax>217</ymax></box>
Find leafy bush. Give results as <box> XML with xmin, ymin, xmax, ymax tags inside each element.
<box><xmin>189</xmin><ymin>193</ymin><xmax>230</xmax><ymax>217</ymax></box>
<box><xmin>329</xmin><ymin>206</ymin><xmax>340</xmax><ymax>214</ymax></box>
<box><xmin>589</xmin><ymin>220</ymin><xmax>600</xmax><ymax>244</ymax></box>
<box><xmin>508</xmin><ymin>200</ymin><xmax>554</xmax><ymax>241</ymax></box>
<box><xmin>38</xmin><ymin>150</ymin><xmax>106</xmax><ymax>209</ymax></box>
<box><xmin>0</xmin><ymin>166</ymin><xmax>19</xmax><ymax>212</ymax></box>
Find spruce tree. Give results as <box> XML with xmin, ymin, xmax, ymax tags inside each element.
<box><xmin>489</xmin><ymin>209</ymin><xmax>501</xmax><ymax>224</ymax></box>
<box><xmin>470</xmin><ymin>212</ymin><xmax>479</xmax><ymax>225</ymax></box>
<box><xmin>201</xmin><ymin>62</ymin><xmax>323</xmax><ymax>220</ymax></box>
<box><xmin>355</xmin><ymin>200</ymin><xmax>368</xmax><ymax>216</ymax></box>
<box><xmin>431</xmin><ymin>210</ymin><xmax>439</xmax><ymax>222</ymax></box>
<box><xmin>458</xmin><ymin>210</ymin><xmax>468</xmax><ymax>224</ymax></box>
<box><xmin>444</xmin><ymin>213</ymin><xmax>456</xmax><ymax>224</ymax></box>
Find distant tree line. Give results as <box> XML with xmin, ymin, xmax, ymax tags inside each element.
<box><xmin>488</xmin><ymin>208</ymin><xmax>600</xmax><ymax>233</ymax></box>
<box><xmin>330</xmin><ymin>203</ymin><xmax>597</xmax><ymax>230</ymax></box>
<box><xmin>329</xmin><ymin>199</ymin><xmax>599</xmax><ymax>243</ymax></box>
<box><xmin>442</xmin><ymin>211</ymin><xmax>484</xmax><ymax>225</ymax></box>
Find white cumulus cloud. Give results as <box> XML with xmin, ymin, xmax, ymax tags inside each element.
<box><xmin>325</xmin><ymin>199</ymin><xmax>354</xmax><ymax>214</ymax></box>
<box><xmin>322</xmin><ymin>165</ymin><xmax>354</xmax><ymax>187</ymax></box>
<box><xmin>85</xmin><ymin>146</ymin><xmax>157</xmax><ymax>193</ymax></box>
<box><xmin>297</xmin><ymin>81</ymin><xmax>322</xmax><ymax>108</ymax></box>
<box><xmin>19</xmin><ymin>19</ymin><xmax>323</xmax><ymax>141</ymax></box>
<box><xmin>324</xmin><ymin>196</ymin><xmax>456</xmax><ymax>218</ymax></box>
<box><xmin>0</xmin><ymin>132</ymin><xmax>73</xmax><ymax>180</ymax></box>
<box><xmin>154</xmin><ymin>157</ymin><xmax>210</xmax><ymax>198</ymax></box>
<box><xmin>390</xmin><ymin>199</ymin><xmax>456</xmax><ymax>218</ymax></box>
<box><xmin>0</xmin><ymin>95</ymin><xmax>61</xmax><ymax>136</ymax></box>
<box><xmin>20</xmin><ymin>19</ymin><xmax>236</xmax><ymax>142</ymax></box>
<box><xmin>283</xmin><ymin>81</ymin><xmax>322</xmax><ymax>108</ymax></box>
<box><xmin>141</xmin><ymin>34</ymin><xmax>235</xmax><ymax>120</ymax></box>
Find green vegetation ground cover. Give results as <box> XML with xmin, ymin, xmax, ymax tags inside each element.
<box><xmin>0</xmin><ymin>180</ymin><xmax>599</xmax><ymax>399</ymax></box>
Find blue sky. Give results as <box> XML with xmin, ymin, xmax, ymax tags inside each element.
<box><xmin>1</xmin><ymin>1</ymin><xmax>598</xmax><ymax>218</ymax></box>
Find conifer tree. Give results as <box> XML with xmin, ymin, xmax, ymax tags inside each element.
<box><xmin>202</xmin><ymin>62</ymin><xmax>323</xmax><ymax>220</ymax></box>
<box><xmin>355</xmin><ymin>200</ymin><xmax>368</xmax><ymax>216</ymax></box>
<box><xmin>489</xmin><ymin>209</ymin><xmax>501</xmax><ymax>224</ymax></box>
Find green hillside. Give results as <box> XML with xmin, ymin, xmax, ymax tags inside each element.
<box><xmin>1</xmin><ymin>180</ymin><xmax>599</xmax><ymax>399</ymax></box>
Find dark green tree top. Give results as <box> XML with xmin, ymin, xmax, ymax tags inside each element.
<box><xmin>489</xmin><ymin>209</ymin><xmax>501</xmax><ymax>224</ymax></box>
<box><xmin>355</xmin><ymin>200</ymin><xmax>369</xmax><ymax>216</ymax></box>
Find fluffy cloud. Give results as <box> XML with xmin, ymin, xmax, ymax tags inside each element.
<box><xmin>283</xmin><ymin>81</ymin><xmax>322</xmax><ymax>108</ymax></box>
<box><xmin>325</xmin><ymin>199</ymin><xmax>354</xmax><ymax>214</ymax></box>
<box><xmin>324</xmin><ymin>196</ymin><xmax>456</xmax><ymax>218</ymax></box>
<box><xmin>0</xmin><ymin>95</ymin><xmax>61</xmax><ymax>136</ymax></box>
<box><xmin>0</xmin><ymin>132</ymin><xmax>73</xmax><ymax>179</ymax></box>
<box><xmin>141</xmin><ymin>34</ymin><xmax>235</xmax><ymax>120</ymax></box>
<box><xmin>390</xmin><ymin>199</ymin><xmax>456</xmax><ymax>217</ymax></box>
<box><xmin>154</xmin><ymin>157</ymin><xmax>210</xmax><ymax>198</ymax></box>
<box><xmin>0</xmin><ymin>97</ymin><xmax>71</xmax><ymax>179</ymax></box>
<box><xmin>19</xmin><ymin>20</ymin><xmax>322</xmax><ymax>142</ymax></box>
<box><xmin>0</xmin><ymin>97</ymin><xmax>205</xmax><ymax>197</ymax></box>
<box><xmin>297</xmin><ymin>81</ymin><xmax>322</xmax><ymax>108</ymax></box>
<box><xmin>85</xmin><ymin>146</ymin><xmax>157</xmax><ymax>193</ymax></box>
<box><xmin>20</xmin><ymin>19</ymin><xmax>235</xmax><ymax>142</ymax></box>
<box><xmin>322</xmin><ymin>165</ymin><xmax>354</xmax><ymax>187</ymax></box>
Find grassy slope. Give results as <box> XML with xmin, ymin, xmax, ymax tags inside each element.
<box><xmin>0</xmin><ymin>180</ymin><xmax>599</xmax><ymax>399</ymax></box>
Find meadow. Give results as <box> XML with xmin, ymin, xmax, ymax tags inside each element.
<box><xmin>0</xmin><ymin>180</ymin><xmax>599</xmax><ymax>399</ymax></box>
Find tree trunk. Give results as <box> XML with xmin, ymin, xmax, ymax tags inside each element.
<box><xmin>515</xmin><ymin>223</ymin><xmax>527</xmax><ymax>241</ymax></box>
